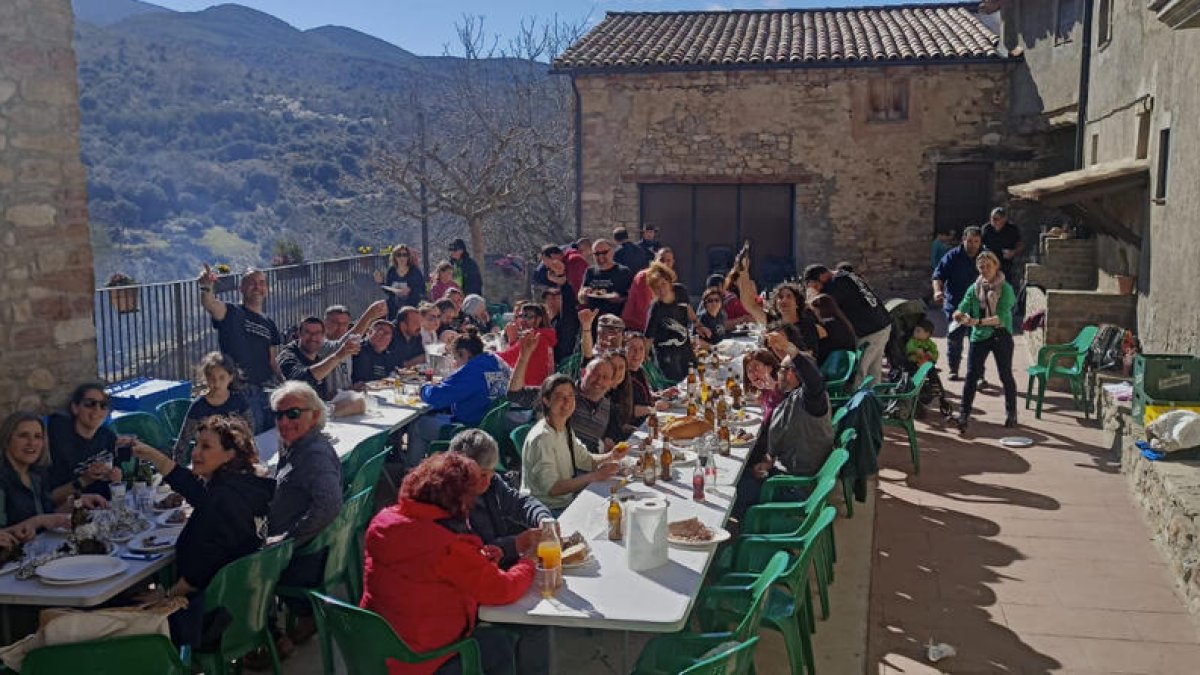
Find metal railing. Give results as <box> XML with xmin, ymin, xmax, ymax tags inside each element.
<box><xmin>94</xmin><ymin>254</ymin><xmax>388</xmax><ymax>384</ymax></box>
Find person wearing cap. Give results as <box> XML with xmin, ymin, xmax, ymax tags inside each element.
<box><xmin>612</xmin><ymin>226</ymin><xmax>650</xmax><ymax>273</ymax></box>
<box><xmin>803</xmin><ymin>264</ymin><xmax>892</xmax><ymax>385</ymax></box>
<box><xmin>639</xmin><ymin>224</ymin><xmax>662</xmax><ymax>257</ymax></box>
<box><xmin>447</xmin><ymin>238</ymin><xmax>483</xmax><ymax>296</ymax></box>
<box><xmin>459</xmin><ymin>294</ymin><xmax>494</xmax><ymax>333</ymax></box>
<box><xmin>981</xmin><ymin>207</ymin><xmax>1024</xmax><ymax>279</ymax></box>
<box><xmin>595</xmin><ymin>313</ymin><xmax>626</xmax><ymax>353</ymax></box>
<box><xmin>579</xmin><ymin>237</ymin><xmax>634</xmax><ymax>320</ymax></box>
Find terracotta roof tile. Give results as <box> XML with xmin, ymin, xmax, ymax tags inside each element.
<box><xmin>554</xmin><ymin>3</ymin><xmax>1003</xmax><ymax>72</ymax></box>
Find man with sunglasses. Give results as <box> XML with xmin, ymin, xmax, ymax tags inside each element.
<box><xmin>198</xmin><ymin>266</ymin><xmax>283</xmax><ymax>432</ymax></box>
<box><xmin>578</xmin><ymin>237</ymin><xmax>634</xmax><ymax>320</ymax></box>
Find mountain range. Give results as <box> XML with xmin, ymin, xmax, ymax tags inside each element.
<box><xmin>72</xmin><ymin>0</ymin><xmax>559</xmax><ymax>284</ymax></box>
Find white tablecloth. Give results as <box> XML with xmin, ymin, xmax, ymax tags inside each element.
<box><xmin>0</xmin><ymin>533</ymin><xmax>174</xmax><ymax>608</ymax></box>
<box><xmin>255</xmin><ymin>397</ymin><xmax>425</xmax><ymax>466</ymax></box>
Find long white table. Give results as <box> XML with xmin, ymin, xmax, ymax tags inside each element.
<box><xmin>255</xmin><ymin>395</ymin><xmax>426</xmax><ymax>466</ymax></box>
<box><xmin>478</xmin><ymin>414</ymin><xmax>760</xmax><ymax>634</ymax></box>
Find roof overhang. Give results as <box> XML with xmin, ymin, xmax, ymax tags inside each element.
<box><xmin>1008</xmin><ymin>159</ymin><xmax>1149</xmax><ymax>245</ymax></box>
<box><xmin>1150</xmin><ymin>0</ymin><xmax>1200</xmax><ymax>29</ymax></box>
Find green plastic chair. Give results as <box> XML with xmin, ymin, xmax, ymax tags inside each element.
<box><xmin>21</xmin><ymin>634</ymin><xmax>188</xmax><ymax>675</ymax></box>
<box><xmin>873</xmin><ymin>362</ymin><xmax>933</xmax><ymax>474</ymax></box>
<box><xmin>341</xmin><ymin>431</ymin><xmax>389</xmax><ymax>493</ymax></box>
<box><xmin>632</xmin><ymin>552</ymin><xmax>788</xmax><ymax>675</ymax></box>
<box><xmin>346</xmin><ymin>450</ymin><xmax>388</xmax><ymax>499</ymax></box>
<box><xmin>476</xmin><ymin>400</ymin><xmax>517</xmax><ymax>471</ymax></box>
<box><xmin>437</xmin><ymin>423</ymin><xmax>466</xmax><ymax>442</ymax></box>
<box><xmin>556</xmin><ymin>352</ymin><xmax>583</xmax><ymax>379</ymax></box>
<box><xmin>762</xmin><ymin>429</ymin><xmax>857</xmax><ymax>520</ymax></box>
<box><xmin>308</xmin><ymin>591</ymin><xmax>483</xmax><ymax>675</ymax></box>
<box><xmin>279</xmin><ymin>489</ymin><xmax>375</xmax><ymax>675</ymax></box>
<box><xmin>194</xmin><ymin>539</ymin><xmax>295</xmax><ymax>675</ymax></box>
<box><xmin>830</xmin><ymin>376</ymin><xmax>874</xmax><ymax>410</ymax></box>
<box><xmin>428</xmin><ymin>440</ymin><xmax>450</xmax><ymax>455</ymax></box>
<box><xmin>820</xmin><ymin>349</ymin><xmax>858</xmax><ymax>398</ymax></box>
<box><xmin>641</xmin><ymin>358</ymin><xmax>673</xmax><ymax>391</ymax></box>
<box><xmin>155</xmin><ymin>398</ymin><xmax>192</xmax><ymax>443</ymax></box>
<box><xmin>510</xmin><ymin>423</ymin><xmax>532</xmax><ymax>463</ymax></box>
<box><xmin>1026</xmin><ymin>324</ymin><xmax>1099</xmax><ymax>419</ymax></box>
<box><xmin>346</xmin><ymin>455</ymin><xmax>387</xmax><ymax>603</ymax></box>
<box><xmin>111</xmin><ymin>411</ymin><xmax>172</xmax><ymax>451</ymax></box>
<box><xmin>673</xmin><ymin>637</ymin><xmax>760</xmax><ymax>675</ymax></box>
<box><xmin>717</xmin><ymin>507</ymin><xmax>838</xmax><ymax>675</ymax></box>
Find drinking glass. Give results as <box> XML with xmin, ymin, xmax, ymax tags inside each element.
<box><xmin>536</xmin><ymin>561</ymin><xmax>560</xmax><ymax>599</ymax></box>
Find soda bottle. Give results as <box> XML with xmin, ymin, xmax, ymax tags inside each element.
<box><xmin>607</xmin><ymin>485</ymin><xmax>623</xmax><ymax>541</ymax></box>
<box><xmin>692</xmin><ymin>463</ymin><xmax>705</xmax><ymax>500</ymax></box>
<box><xmin>659</xmin><ymin>441</ymin><xmax>673</xmax><ymax>481</ymax></box>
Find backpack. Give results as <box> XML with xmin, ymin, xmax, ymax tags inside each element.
<box><xmin>1087</xmin><ymin>324</ymin><xmax>1131</xmax><ymax>372</ymax></box>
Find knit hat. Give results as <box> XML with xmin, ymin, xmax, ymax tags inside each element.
<box><xmin>461</xmin><ymin>294</ymin><xmax>486</xmax><ymax>317</ymax></box>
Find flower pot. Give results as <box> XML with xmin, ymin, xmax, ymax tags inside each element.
<box><xmin>1116</xmin><ymin>275</ymin><xmax>1136</xmax><ymax>295</ymax></box>
<box><xmin>111</xmin><ymin>286</ymin><xmax>140</xmax><ymax>314</ymax></box>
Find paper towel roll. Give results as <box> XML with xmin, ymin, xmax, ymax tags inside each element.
<box><xmin>626</xmin><ymin>499</ymin><xmax>669</xmax><ymax>572</ymax></box>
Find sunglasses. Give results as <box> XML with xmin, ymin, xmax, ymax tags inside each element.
<box><xmin>273</xmin><ymin>407</ymin><xmax>310</xmax><ymax>420</ymax></box>
<box><xmin>79</xmin><ymin>398</ymin><xmax>110</xmax><ymax>410</ymax></box>
<box><xmin>704</xmin><ymin>298</ymin><xmax>722</xmax><ymax>304</ymax></box>
<box><xmin>593</xmin><ymin>249</ymin><xmax>612</xmax><ymax>256</ymax></box>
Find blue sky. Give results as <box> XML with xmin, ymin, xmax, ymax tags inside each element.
<box><xmin>150</xmin><ymin>1</ymin><xmax>952</xmax><ymax>56</ymax></box>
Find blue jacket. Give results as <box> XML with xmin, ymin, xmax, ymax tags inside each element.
<box><xmin>421</xmin><ymin>353</ymin><xmax>511</xmax><ymax>425</ymax></box>
<box><xmin>932</xmin><ymin>245</ymin><xmax>978</xmax><ymax>312</ymax></box>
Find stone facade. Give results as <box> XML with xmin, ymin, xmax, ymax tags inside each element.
<box><xmin>573</xmin><ymin>63</ymin><xmax>1047</xmax><ymax>297</ymax></box>
<box><xmin>0</xmin><ymin>0</ymin><xmax>97</xmax><ymax>412</ymax></box>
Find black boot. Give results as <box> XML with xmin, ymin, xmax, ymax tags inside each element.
<box><xmin>956</xmin><ymin>415</ymin><xmax>970</xmax><ymax>434</ymax></box>
<box><xmin>1004</xmin><ymin>412</ymin><xmax>1018</xmax><ymax>428</ymax></box>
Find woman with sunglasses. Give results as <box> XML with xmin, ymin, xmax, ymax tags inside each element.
<box><xmin>46</xmin><ymin>383</ymin><xmax>124</xmax><ymax>507</ymax></box>
<box><xmin>2</xmin><ymin>412</ymin><xmax>104</xmax><ymax>530</ymax></box>
<box><xmin>696</xmin><ymin>288</ymin><xmax>729</xmax><ymax>345</ymax></box>
<box><xmin>130</xmin><ymin>415</ymin><xmax>274</xmax><ymax>649</ymax></box>
<box><xmin>375</xmin><ymin>244</ymin><xmax>426</xmax><ymax>318</ymax></box>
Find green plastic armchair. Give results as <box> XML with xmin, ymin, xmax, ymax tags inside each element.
<box><xmin>676</xmin><ymin>637</ymin><xmax>760</xmax><ymax>675</ymax></box>
<box><xmin>1026</xmin><ymin>325</ymin><xmax>1098</xmax><ymax>419</ymax></box>
<box><xmin>308</xmin><ymin>591</ymin><xmax>483</xmax><ymax>675</ymax></box>
<box><xmin>632</xmin><ymin>552</ymin><xmax>789</xmax><ymax>675</ymax></box>
<box><xmin>21</xmin><ymin>634</ymin><xmax>187</xmax><ymax>675</ymax></box>
<box><xmin>873</xmin><ymin>362</ymin><xmax>933</xmax><ymax>474</ymax></box>
<box><xmin>193</xmin><ymin>539</ymin><xmax>295</xmax><ymax>675</ymax></box>
<box><xmin>155</xmin><ymin>398</ymin><xmax>192</xmax><ymax>444</ymax></box>
<box><xmin>820</xmin><ymin>349</ymin><xmax>858</xmax><ymax>398</ymax></box>
<box><xmin>278</xmin><ymin>489</ymin><xmax>376</xmax><ymax>675</ymax></box>
<box><xmin>341</xmin><ymin>431</ymin><xmax>389</xmax><ymax>494</ymax></box>
<box><xmin>111</xmin><ymin>412</ymin><xmax>172</xmax><ymax>451</ymax></box>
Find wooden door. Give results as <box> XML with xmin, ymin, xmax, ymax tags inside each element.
<box><xmin>934</xmin><ymin>162</ymin><xmax>993</xmax><ymax>236</ymax></box>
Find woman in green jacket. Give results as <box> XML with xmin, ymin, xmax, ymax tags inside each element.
<box><xmin>952</xmin><ymin>250</ymin><xmax>1018</xmax><ymax>433</ymax></box>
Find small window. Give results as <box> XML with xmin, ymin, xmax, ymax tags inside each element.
<box><xmin>1155</xmin><ymin>128</ymin><xmax>1170</xmax><ymax>202</ymax></box>
<box><xmin>1056</xmin><ymin>0</ymin><xmax>1080</xmax><ymax>44</ymax></box>
<box><xmin>1097</xmin><ymin>0</ymin><xmax>1113</xmax><ymax>46</ymax></box>
<box><xmin>1090</xmin><ymin>133</ymin><xmax>1099</xmax><ymax>165</ymax></box>
<box><xmin>867</xmin><ymin>78</ymin><xmax>909</xmax><ymax>122</ymax></box>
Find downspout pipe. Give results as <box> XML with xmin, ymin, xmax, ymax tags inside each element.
<box><xmin>1075</xmin><ymin>0</ymin><xmax>1095</xmax><ymax>169</ymax></box>
<box><xmin>571</xmin><ymin>75</ymin><xmax>583</xmax><ymax>238</ymax></box>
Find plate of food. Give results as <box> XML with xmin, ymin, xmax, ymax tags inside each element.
<box><xmin>661</xmin><ymin>416</ymin><xmax>710</xmax><ymax>443</ymax></box>
<box><xmin>669</xmin><ymin>449</ymin><xmax>698</xmax><ymax>465</ymax></box>
<box><xmin>129</xmin><ymin>528</ymin><xmax>182</xmax><ymax>553</ymax></box>
<box><xmin>364</xmin><ymin>379</ymin><xmax>395</xmax><ymax>391</ymax></box>
<box><xmin>100</xmin><ymin>509</ymin><xmax>154</xmax><ymax>543</ymax></box>
<box><xmin>153</xmin><ymin>492</ymin><xmax>185</xmax><ymax>512</ymax></box>
<box><xmin>585</xmin><ymin>289</ymin><xmax>619</xmax><ymax>300</ymax></box>
<box><xmin>157</xmin><ymin>508</ymin><xmax>189</xmax><ymax>527</ymax></box>
<box><xmin>667</xmin><ymin>517</ymin><xmax>731</xmax><ymax>547</ymax></box>
<box><xmin>728</xmin><ymin>410</ymin><xmax>763</xmax><ymax>427</ymax></box>
<box><xmin>730</xmin><ymin>427</ymin><xmax>756</xmax><ymax>447</ymax></box>
<box><xmin>560</xmin><ymin>532</ymin><xmax>595</xmax><ymax>570</ymax></box>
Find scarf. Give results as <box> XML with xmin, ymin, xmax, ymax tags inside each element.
<box><xmin>975</xmin><ymin>271</ymin><xmax>1006</xmax><ymax>319</ymax></box>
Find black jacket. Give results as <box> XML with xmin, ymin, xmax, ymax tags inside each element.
<box><xmin>468</xmin><ymin>474</ymin><xmax>552</xmax><ymax>567</ymax></box>
<box><xmin>837</xmin><ymin>388</ymin><xmax>883</xmax><ymax>502</ymax></box>
<box><xmin>167</xmin><ymin>465</ymin><xmax>274</xmax><ymax>589</ymax></box>
<box><xmin>455</xmin><ymin>254</ymin><xmax>483</xmax><ymax>296</ymax></box>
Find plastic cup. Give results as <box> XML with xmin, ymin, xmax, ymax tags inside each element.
<box><xmin>536</xmin><ymin>561</ymin><xmax>561</xmax><ymax>598</ymax></box>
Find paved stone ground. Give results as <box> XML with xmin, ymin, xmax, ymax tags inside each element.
<box><xmin>868</xmin><ymin>333</ymin><xmax>1200</xmax><ymax>674</ymax></box>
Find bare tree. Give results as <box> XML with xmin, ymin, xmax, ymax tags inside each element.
<box><xmin>372</xmin><ymin>15</ymin><xmax>585</xmax><ymax>264</ymax></box>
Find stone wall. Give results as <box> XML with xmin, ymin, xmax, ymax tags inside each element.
<box><xmin>1086</xmin><ymin>0</ymin><xmax>1200</xmax><ymax>354</ymax></box>
<box><xmin>0</xmin><ymin>0</ymin><xmax>97</xmax><ymax>412</ymax></box>
<box><xmin>574</xmin><ymin>63</ymin><xmax>1045</xmax><ymax>298</ymax></box>
<box><xmin>1025</xmin><ymin>236</ymin><xmax>1097</xmax><ymax>290</ymax></box>
<box><xmin>1045</xmin><ymin>290</ymin><xmax>1137</xmax><ymax>346</ymax></box>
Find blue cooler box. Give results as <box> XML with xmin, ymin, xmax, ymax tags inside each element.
<box><xmin>106</xmin><ymin>378</ymin><xmax>191</xmax><ymax>415</ymax></box>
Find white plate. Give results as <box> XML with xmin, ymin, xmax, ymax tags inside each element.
<box><xmin>128</xmin><ymin>528</ymin><xmax>182</xmax><ymax>553</ymax></box>
<box><xmin>668</xmin><ymin>527</ymin><xmax>732</xmax><ymax>547</ymax></box>
<box><xmin>669</xmin><ymin>449</ymin><xmax>698</xmax><ymax>465</ymax></box>
<box><xmin>36</xmin><ymin>555</ymin><xmax>128</xmax><ymax>584</ymax></box>
<box><xmin>999</xmin><ymin>436</ymin><xmax>1035</xmax><ymax>448</ymax></box>
<box><xmin>562</xmin><ymin>553</ymin><xmax>597</xmax><ymax>570</ymax></box>
<box><xmin>729</xmin><ymin>411</ymin><xmax>763</xmax><ymax>427</ymax></box>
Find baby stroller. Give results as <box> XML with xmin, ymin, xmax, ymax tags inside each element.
<box><xmin>884</xmin><ymin>298</ymin><xmax>954</xmax><ymax>419</ymax></box>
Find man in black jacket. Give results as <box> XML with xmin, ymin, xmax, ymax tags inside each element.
<box><xmin>803</xmin><ymin>264</ymin><xmax>893</xmax><ymax>386</ymax></box>
<box><xmin>449</xmin><ymin>428</ymin><xmax>552</xmax><ymax>567</ymax></box>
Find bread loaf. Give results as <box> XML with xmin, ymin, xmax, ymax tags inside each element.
<box><xmin>662</xmin><ymin>416</ymin><xmax>710</xmax><ymax>441</ymax></box>
<box><xmin>562</xmin><ymin>543</ymin><xmax>589</xmax><ymax>565</ymax></box>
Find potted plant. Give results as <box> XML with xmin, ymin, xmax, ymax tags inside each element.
<box><xmin>106</xmin><ymin>272</ymin><xmax>139</xmax><ymax>314</ymax></box>
<box><xmin>1115</xmin><ymin>247</ymin><xmax>1136</xmax><ymax>295</ymax></box>
<box><xmin>271</xmin><ymin>239</ymin><xmax>308</xmax><ymax>280</ymax></box>
<box><xmin>356</xmin><ymin>245</ymin><xmax>375</xmax><ymax>271</ymax></box>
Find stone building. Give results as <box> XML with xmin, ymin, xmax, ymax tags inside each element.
<box><xmin>996</xmin><ymin>0</ymin><xmax>1200</xmax><ymax>354</ymax></box>
<box><xmin>0</xmin><ymin>0</ymin><xmax>98</xmax><ymax>411</ymax></box>
<box><xmin>552</xmin><ymin>4</ymin><xmax>1049</xmax><ymax>294</ymax></box>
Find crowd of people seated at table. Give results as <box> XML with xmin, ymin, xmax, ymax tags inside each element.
<box><xmin>0</xmin><ymin>220</ymin><xmax>1039</xmax><ymax>673</ymax></box>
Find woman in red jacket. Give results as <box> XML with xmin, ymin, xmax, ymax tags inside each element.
<box><xmin>497</xmin><ymin>303</ymin><xmax>557</xmax><ymax>386</ymax></box>
<box><xmin>361</xmin><ymin>452</ymin><xmax>535</xmax><ymax>675</ymax></box>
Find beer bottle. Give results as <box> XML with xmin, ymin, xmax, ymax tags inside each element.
<box><xmin>686</xmin><ymin>396</ymin><xmax>697</xmax><ymax>417</ymax></box>
<box><xmin>724</xmin><ymin>240</ymin><xmax>751</xmax><ymax>292</ymax></box>
<box><xmin>660</xmin><ymin>441</ymin><xmax>673</xmax><ymax>481</ymax></box>
<box><xmin>718</xmin><ymin>422</ymin><xmax>732</xmax><ymax>456</ymax></box>
<box><xmin>607</xmin><ymin>485</ymin><xmax>623</xmax><ymax>541</ymax></box>
<box><xmin>716</xmin><ymin>395</ymin><xmax>728</xmax><ymax>421</ymax></box>
<box><xmin>642</xmin><ymin>448</ymin><xmax>657</xmax><ymax>486</ymax></box>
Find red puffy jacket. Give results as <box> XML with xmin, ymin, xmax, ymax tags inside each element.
<box><xmin>497</xmin><ymin>327</ymin><xmax>557</xmax><ymax>385</ymax></box>
<box><xmin>361</xmin><ymin>499</ymin><xmax>536</xmax><ymax>675</ymax></box>
<box><xmin>621</xmin><ymin>269</ymin><xmax>653</xmax><ymax>333</ymax></box>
